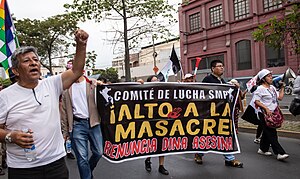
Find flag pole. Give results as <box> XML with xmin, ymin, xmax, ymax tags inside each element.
<box><xmin>179</xmin><ymin>58</ymin><xmax>184</xmax><ymax>81</ymax></box>
<box><xmin>0</xmin><ymin>0</ymin><xmax>19</xmax><ymax>77</ymax></box>
<box><xmin>193</xmin><ymin>57</ymin><xmax>201</xmax><ymax>82</ymax></box>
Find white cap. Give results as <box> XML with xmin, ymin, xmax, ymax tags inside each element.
<box><xmin>184</xmin><ymin>73</ymin><xmax>193</xmax><ymax>79</ymax></box>
<box><xmin>228</xmin><ymin>79</ymin><xmax>238</xmax><ymax>85</ymax></box>
<box><xmin>258</xmin><ymin>69</ymin><xmax>272</xmax><ymax>80</ymax></box>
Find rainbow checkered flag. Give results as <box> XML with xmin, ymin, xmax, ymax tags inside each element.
<box><xmin>0</xmin><ymin>0</ymin><xmax>19</xmax><ymax>73</ymax></box>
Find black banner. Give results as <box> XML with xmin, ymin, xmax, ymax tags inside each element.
<box><xmin>97</xmin><ymin>82</ymin><xmax>240</xmax><ymax>163</ymax></box>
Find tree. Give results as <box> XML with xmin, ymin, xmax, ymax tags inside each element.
<box><xmin>59</xmin><ymin>50</ymin><xmax>98</xmax><ymax>69</ymax></box>
<box><xmin>252</xmin><ymin>3</ymin><xmax>300</xmax><ymax>54</ymax></box>
<box><xmin>15</xmin><ymin>13</ymin><xmax>78</xmax><ymax>75</ymax></box>
<box><xmin>86</xmin><ymin>51</ymin><xmax>97</xmax><ymax>69</ymax></box>
<box><xmin>64</xmin><ymin>0</ymin><xmax>177</xmax><ymax>81</ymax></box>
<box><xmin>93</xmin><ymin>67</ymin><xmax>119</xmax><ymax>83</ymax></box>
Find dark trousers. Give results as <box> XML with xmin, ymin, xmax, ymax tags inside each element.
<box><xmin>8</xmin><ymin>157</ymin><xmax>69</xmax><ymax>179</ymax></box>
<box><xmin>256</xmin><ymin>124</ymin><xmax>263</xmax><ymax>139</ymax></box>
<box><xmin>258</xmin><ymin>113</ymin><xmax>286</xmax><ymax>155</ymax></box>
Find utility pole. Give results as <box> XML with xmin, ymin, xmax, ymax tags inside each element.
<box><xmin>152</xmin><ymin>36</ymin><xmax>158</xmax><ymax>75</ymax></box>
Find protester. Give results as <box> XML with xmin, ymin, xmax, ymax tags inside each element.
<box><xmin>142</xmin><ymin>75</ymin><xmax>169</xmax><ymax>175</ymax></box>
<box><xmin>292</xmin><ymin>65</ymin><xmax>300</xmax><ymax>104</ymax></box>
<box><xmin>194</xmin><ymin>59</ymin><xmax>243</xmax><ymax>168</ymax></box>
<box><xmin>183</xmin><ymin>73</ymin><xmax>194</xmax><ymax>82</ymax></box>
<box><xmin>0</xmin><ymin>29</ymin><xmax>88</xmax><ymax>179</ymax></box>
<box><xmin>289</xmin><ymin>65</ymin><xmax>300</xmax><ymax>116</ymax></box>
<box><xmin>241</xmin><ymin>81</ymin><xmax>263</xmax><ymax>144</ymax></box>
<box><xmin>253</xmin><ymin>69</ymin><xmax>289</xmax><ymax>161</ymax></box>
<box><xmin>228</xmin><ymin>79</ymin><xmax>247</xmax><ymax>133</ymax></box>
<box><xmin>0</xmin><ymin>82</ymin><xmax>4</xmax><ymax>175</ymax></box>
<box><xmin>59</xmin><ymin>61</ymin><xmax>76</xmax><ymax>160</ymax></box>
<box><xmin>253</xmin><ymin>124</ymin><xmax>263</xmax><ymax>144</ymax></box>
<box><xmin>0</xmin><ymin>68</ymin><xmax>19</xmax><ymax>171</ymax></box>
<box><xmin>59</xmin><ymin>94</ymin><xmax>76</xmax><ymax>160</ymax></box>
<box><xmin>250</xmin><ymin>84</ymin><xmax>263</xmax><ymax>144</ymax></box>
<box><xmin>61</xmin><ymin>60</ymin><xmax>103</xmax><ymax>179</ymax></box>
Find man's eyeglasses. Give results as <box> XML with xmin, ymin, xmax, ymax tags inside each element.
<box><xmin>214</xmin><ymin>65</ymin><xmax>224</xmax><ymax>68</ymax></box>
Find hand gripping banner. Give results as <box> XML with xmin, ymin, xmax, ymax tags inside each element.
<box><xmin>97</xmin><ymin>82</ymin><xmax>240</xmax><ymax>163</ymax></box>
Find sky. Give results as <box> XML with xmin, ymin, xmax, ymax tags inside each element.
<box><xmin>9</xmin><ymin>0</ymin><xmax>113</xmax><ymax>69</ymax></box>
<box><xmin>8</xmin><ymin>0</ymin><xmax>180</xmax><ymax>69</ymax></box>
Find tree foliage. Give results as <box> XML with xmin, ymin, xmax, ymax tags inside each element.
<box><xmin>64</xmin><ymin>50</ymin><xmax>98</xmax><ymax>69</ymax></box>
<box><xmin>93</xmin><ymin>67</ymin><xmax>119</xmax><ymax>83</ymax></box>
<box><xmin>15</xmin><ymin>13</ymin><xmax>78</xmax><ymax>75</ymax></box>
<box><xmin>252</xmin><ymin>4</ymin><xmax>300</xmax><ymax>54</ymax></box>
<box><xmin>85</xmin><ymin>51</ymin><xmax>97</xmax><ymax>69</ymax></box>
<box><xmin>64</xmin><ymin>0</ymin><xmax>177</xmax><ymax>81</ymax></box>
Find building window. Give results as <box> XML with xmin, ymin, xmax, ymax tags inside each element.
<box><xmin>265</xmin><ymin>45</ymin><xmax>285</xmax><ymax>67</ymax></box>
<box><xmin>191</xmin><ymin>55</ymin><xmax>224</xmax><ymax>70</ymax></box>
<box><xmin>234</xmin><ymin>0</ymin><xmax>249</xmax><ymax>20</ymax></box>
<box><xmin>236</xmin><ymin>40</ymin><xmax>252</xmax><ymax>70</ymax></box>
<box><xmin>189</xmin><ymin>12</ymin><xmax>201</xmax><ymax>33</ymax></box>
<box><xmin>263</xmin><ymin>0</ymin><xmax>282</xmax><ymax>12</ymax></box>
<box><xmin>210</xmin><ymin>5</ymin><xmax>223</xmax><ymax>27</ymax></box>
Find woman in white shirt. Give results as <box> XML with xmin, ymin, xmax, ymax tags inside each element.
<box><xmin>253</xmin><ymin>69</ymin><xmax>289</xmax><ymax>161</ymax></box>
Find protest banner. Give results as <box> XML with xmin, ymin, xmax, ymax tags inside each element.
<box><xmin>97</xmin><ymin>82</ymin><xmax>240</xmax><ymax>163</ymax></box>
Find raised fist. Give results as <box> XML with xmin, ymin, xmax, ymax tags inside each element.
<box><xmin>74</xmin><ymin>29</ymin><xmax>89</xmax><ymax>45</ymax></box>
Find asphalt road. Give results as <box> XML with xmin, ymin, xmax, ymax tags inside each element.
<box><xmin>1</xmin><ymin>132</ymin><xmax>299</xmax><ymax>179</ymax></box>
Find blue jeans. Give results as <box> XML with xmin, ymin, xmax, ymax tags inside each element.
<box><xmin>71</xmin><ymin>120</ymin><xmax>103</xmax><ymax>179</ymax></box>
<box><xmin>197</xmin><ymin>153</ymin><xmax>235</xmax><ymax>161</ymax></box>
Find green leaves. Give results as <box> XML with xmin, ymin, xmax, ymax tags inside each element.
<box><xmin>93</xmin><ymin>67</ymin><xmax>119</xmax><ymax>83</ymax></box>
<box><xmin>65</xmin><ymin>0</ymin><xmax>178</xmax><ymax>81</ymax></box>
<box><xmin>15</xmin><ymin>13</ymin><xmax>79</xmax><ymax>74</ymax></box>
<box><xmin>252</xmin><ymin>4</ymin><xmax>300</xmax><ymax>54</ymax></box>
<box><xmin>86</xmin><ymin>51</ymin><xmax>97</xmax><ymax>69</ymax></box>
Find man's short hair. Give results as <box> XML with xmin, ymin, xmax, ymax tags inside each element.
<box><xmin>11</xmin><ymin>46</ymin><xmax>38</xmax><ymax>68</ymax></box>
<box><xmin>147</xmin><ymin>75</ymin><xmax>158</xmax><ymax>82</ymax></box>
<box><xmin>210</xmin><ymin>60</ymin><xmax>223</xmax><ymax>68</ymax></box>
<box><xmin>97</xmin><ymin>76</ymin><xmax>107</xmax><ymax>83</ymax></box>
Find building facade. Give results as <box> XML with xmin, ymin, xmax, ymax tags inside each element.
<box><xmin>179</xmin><ymin>0</ymin><xmax>300</xmax><ymax>87</ymax></box>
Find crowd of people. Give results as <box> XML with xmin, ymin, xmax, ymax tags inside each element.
<box><xmin>0</xmin><ymin>29</ymin><xmax>88</xmax><ymax>179</ymax></box>
<box><xmin>0</xmin><ymin>27</ymin><xmax>299</xmax><ymax>179</ymax></box>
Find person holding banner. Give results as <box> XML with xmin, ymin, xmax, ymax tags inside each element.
<box><xmin>61</xmin><ymin>60</ymin><xmax>103</xmax><ymax>179</ymax></box>
<box><xmin>228</xmin><ymin>79</ymin><xmax>247</xmax><ymax>133</ymax></box>
<box><xmin>143</xmin><ymin>75</ymin><xmax>169</xmax><ymax>175</ymax></box>
<box><xmin>0</xmin><ymin>29</ymin><xmax>88</xmax><ymax>179</ymax></box>
<box><xmin>183</xmin><ymin>73</ymin><xmax>195</xmax><ymax>82</ymax></box>
<box><xmin>253</xmin><ymin>69</ymin><xmax>289</xmax><ymax>161</ymax></box>
<box><xmin>242</xmin><ymin>76</ymin><xmax>263</xmax><ymax>143</ymax></box>
<box><xmin>194</xmin><ymin>59</ymin><xmax>243</xmax><ymax>168</ymax></box>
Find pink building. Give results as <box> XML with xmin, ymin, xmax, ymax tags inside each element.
<box><xmin>179</xmin><ymin>0</ymin><xmax>300</xmax><ymax>86</ymax></box>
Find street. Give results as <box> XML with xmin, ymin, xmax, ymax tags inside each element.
<box><xmin>1</xmin><ymin>132</ymin><xmax>299</xmax><ymax>179</ymax></box>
